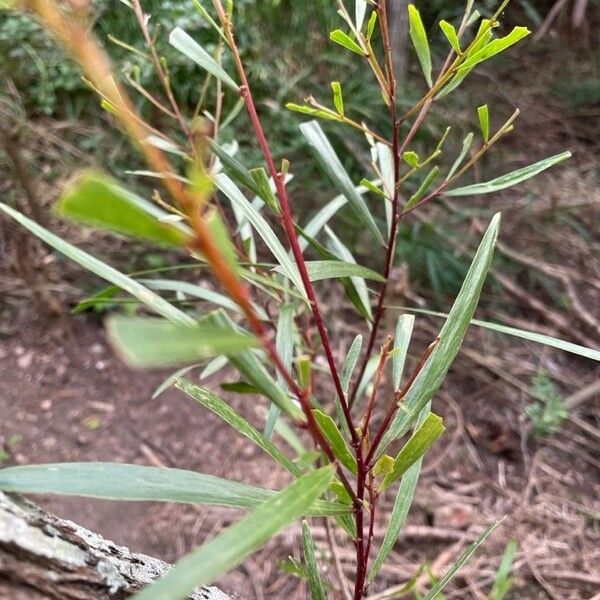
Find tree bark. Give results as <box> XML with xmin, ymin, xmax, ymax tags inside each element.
<box><xmin>0</xmin><ymin>492</ymin><xmax>232</xmax><ymax>600</ymax></box>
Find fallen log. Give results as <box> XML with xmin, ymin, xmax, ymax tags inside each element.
<box><xmin>0</xmin><ymin>492</ymin><xmax>231</xmax><ymax>599</ymax></box>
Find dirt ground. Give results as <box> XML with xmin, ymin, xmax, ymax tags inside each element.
<box><xmin>0</xmin><ymin>283</ymin><xmax>598</xmax><ymax>599</ymax></box>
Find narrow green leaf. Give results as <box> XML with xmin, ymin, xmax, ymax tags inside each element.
<box><xmin>169</xmin><ymin>27</ymin><xmax>239</xmax><ymax>91</ymax></box>
<box><xmin>440</xmin><ymin>20</ymin><xmax>461</xmax><ymax>53</ymax></box>
<box><xmin>404</xmin><ymin>166</ymin><xmax>440</xmax><ymax>211</ymax></box>
<box><xmin>421</xmin><ymin>518</ymin><xmax>506</xmax><ymax>599</ymax></box>
<box><xmin>436</xmin><ymin>20</ymin><xmax>494</xmax><ymax>98</ymax></box>
<box><xmin>313</xmin><ymin>410</ymin><xmax>357</xmax><ymax>474</ymax></box>
<box><xmin>207</xmin><ymin>139</ymin><xmax>260</xmax><ymax>196</ymax></box>
<box><xmin>106</xmin><ymin>316</ymin><xmax>257</xmax><ymax>368</ymax></box>
<box><xmin>490</xmin><ymin>539</ymin><xmax>518</xmax><ymax>600</ymax></box>
<box><xmin>286</xmin><ymin>103</ymin><xmax>342</xmax><ymax>122</ymax></box>
<box><xmin>337</xmin><ymin>334</ymin><xmax>363</xmax><ymax>438</ymax></box>
<box><xmin>0</xmin><ymin>203</ymin><xmax>193</xmax><ymax>326</ymax></box>
<box><xmin>378</xmin><ymin>213</ymin><xmax>501</xmax><ymax>455</ymax></box>
<box><xmin>366</xmin><ymin>10</ymin><xmax>378</xmax><ymax>40</ymax></box>
<box><xmin>329</xmin><ymin>29</ymin><xmax>366</xmax><ymax>55</ymax></box>
<box><xmin>458</xmin><ymin>26</ymin><xmax>531</xmax><ymax>73</ymax></box>
<box><xmin>192</xmin><ymin>0</ymin><xmax>227</xmax><ymax>42</ymax></box>
<box><xmin>302</xmin><ymin>521</ymin><xmax>327</xmax><ymax>600</ymax></box>
<box><xmin>378</xmin><ymin>142</ymin><xmax>395</xmax><ymax>234</ymax></box>
<box><xmin>326</xmin><ymin>226</ymin><xmax>373</xmax><ymax>321</ymax></box>
<box><xmin>355</xmin><ymin>0</ymin><xmax>368</xmax><ymax>32</ymax></box>
<box><xmin>393</xmin><ymin>306</ymin><xmax>600</xmax><ymax>362</ymax></box>
<box><xmin>368</xmin><ymin>406</ymin><xmax>430</xmax><ymax>582</ymax></box>
<box><xmin>249</xmin><ymin>167</ymin><xmax>281</xmax><ymax>214</ymax></box>
<box><xmin>381</xmin><ymin>414</ymin><xmax>445</xmax><ymax>491</ymax></box>
<box><xmin>403</xmin><ymin>150</ymin><xmax>420</xmax><ymax>168</ymax></box>
<box><xmin>300</xmin><ymin>181</ymin><xmax>375</xmax><ymax>252</ymax></box>
<box><xmin>360</xmin><ymin>178</ymin><xmax>386</xmax><ymax>197</ymax></box>
<box><xmin>300</xmin><ymin>121</ymin><xmax>384</xmax><ymax>245</ymax></box>
<box><xmin>132</xmin><ymin>467</ymin><xmax>335</xmax><ymax>600</ymax></box>
<box><xmin>331</xmin><ymin>81</ymin><xmax>344</xmax><ymax>116</ymax></box>
<box><xmin>176</xmin><ymin>379</ymin><xmax>301</xmax><ymax>477</ymax></box>
<box><xmin>477</xmin><ymin>104</ymin><xmax>490</xmax><ymax>142</ymax></box>
<box><xmin>57</xmin><ymin>169</ymin><xmax>191</xmax><ymax>245</ymax></box>
<box><xmin>393</xmin><ymin>314</ymin><xmax>415</xmax><ymax>390</ymax></box>
<box><xmin>152</xmin><ymin>365</ymin><xmax>196</xmax><ymax>399</ymax></box>
<box><xmin>265</xmin><ymin>303</ymin><xmax>295</xmax><ymax>439</ymax></box>
<box><xmin>215</xmin><ymin>174</ymin><xmax>305</xmax><ymax>294</ymax></box>
<box><xmin>446</xmin><ymin>151</ymin><xmax>571</xmax><ymax>196</ymax></box>
<box><xmin>446</xmin><ymin>132</ymin><xmax>474</xmax><ymax>180</ymax></box>
<box><xmin>275</xmin><ymin>260</ymin><xmax>384</xmax><ymax>283</ymax></box>
<box><xmin>341</xmin><ymin>335</ymin><xmax>363</xmax><ymax>396</ymax></box>
<box><xmin>136</xmin><ymin>278</ymin><xmax>251</xmax><ymax>316</ymax></box>
<box><xmin>208</xmin><ymin>311</ymin><xmax>304</xmax><ymax>421</ymax></box>
<box><xmin>0</xmin><ymin>462</ymin><xmax>281</xmax><ymax>510</ymax></box>
<box><xmin>301</xmin><ymin>196</ymin><xmax>346</xmax><ymax>252</ymax></box>
<box><xmin>408</xmin><ymin>4</ymin><xmax>432</xmax><ymax>87</ymax></box>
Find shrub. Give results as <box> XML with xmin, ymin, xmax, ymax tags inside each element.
<box><xmin>0</xmin><ymin>1</ymin><xmax>584</xmax><ymax>599</ymax></box>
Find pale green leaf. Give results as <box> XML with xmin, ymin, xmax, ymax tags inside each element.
<box><xmin>265</xmin><ymin>303</ymin><xmax>295</xmax><ymax>439</ymax></box>
<box><xmin>331</xmin><ymin>81</ymin><xmax>344</xmax><ymax>116</ymax></box>
<box><xmin>329</xmin><ymin>29</ymin><xmax>366</xmax><ymax>55</ymax></box>
<box><xmin>366</xmin><ymin>10</ymin><xmax>378</xmax><ymax>40</ymax></box>
<box><xmin>300</xmin><ymin>121</ymin><xmax>384</xmax><ymax>245</ymax></box>
<box><xmin>421</xmin><ymin>518</ymin><xmax>505</xmax><ymax>599</ymax></box>
<box><xmin>445</xmin><ymin>151</ymin><xmax>571</xmax><ymax>196</ymax></box>
<box><xmin>208</xmin><ymin>139</ymin><xmax>260</xmax><ymax>196</ymax></box>
<box><xmin>391</xmin><ymin>307</ymin><xmax>600</xmax><ymax>362</ymax></box>
<box><xmin>446</xmin><ymin>132</ymin><xmax>474</xmax><ymax>180</ymax></box>
<box><xmin>176</xmin><ymin>379</ymin><xmax>301</xmax><ymax>477</ymax></box>
<box><xmin>207</xmin><ymin>311</ymin><xmax>304</xmax><ymax>420</ymax></box>
<box><xmin>169</xmin><ymin>27</ymin><xmax>239</xmax><ymax>91</ymax></box>
<box><xmin>106</xmin><ymin>316</ymin><xmax>257</xmax><ymax>368</ymax></box>
<box><xmin>132</xmin><ymin>467</ymin><xmax>335</xmax><ymax>599</ymax></box>
<box><xmin>274</xmin><ymin>260</ymin><xmax>384</xmax><ymax>283</ymax></box>
<box><xmin>381</xmin><ymin>413</ymin><xmax>445</xmax><ymax>491</ymax></box>
<box><xmin>403</xmin><ymin>151</ymin><xmax>420</xmax><ymax>168</ymax></box>
<box><xmin>490</xmin><ymin>539</ymin><xmax>518</xmax><ymax>600</ymax></box>
<box><xmin>393</xmin><ymin>314</ymin><xmax>415</xmax><ymax>390</ymax></box>
<box><xmin>368</xmin><ymin>406</ymin><xmax>430</xmax><ymax>582</ymax></box>
<box><xmin>355</xmin><ymin>0</ymin><xmax>368</xmax><ymax>31</ymax></box>
<box><xmin>313</xmin><ymin>410</ymin><xmax>357</xmax><ymax>474</ymax></box>
<box><xmin>378</xmin><ymin>213</ymin><xmax>501</xmax><ymax>455</ymax></box>
<box><xmin>408</xmin><ymin>4</ymin><xmax>432</xmax><ymax>87</ymax></box>
<box><xmin>57</xmin><ymin>169</ymin><xmax>191</xmax><ymax>245</ymax></box>
<box><xmin>341</xmin><ymin>335</ymin><xmax>363</xmax><ymax>396</ymax></box>
<box><xmin>404</xmin><ymin>166</ymin><xmax>440</xmax><ymax>211</ymax></box>
<box><xmin>300</xmin><ymin>195</ymin><xmax>347</xmax><ymax>252</ymax></box>
<box><xmin>152</xmin><ymin>365</ymin><xmax>196</xmax><ymax>399</ymax></box>
<box><xmin>378</xmin><ymin>142</ymin><xmax>395</xmax><ymax>234</ymax></box>
<box><xmin>0</xmin><ymin>203</ymin><xmax>193</xmax><ymax>326</ymax></box>
<box><xmin>215</xmin><ymin>174</ymin><xmax>305</xmax><ymax>294</ymax></box>
<box><xmin>477</xmin><ymin>104</ymin><xmax>490</xmax><ymax>142</ymax></box>
<box><xmin>458</xmin><ymin>26</ymin><xmax>531</xmax><ymax>73</ymax></box>
<box><xmin>440</xmin><ymin>20</ymin><xmax>461</xmax><ymax>53</ymax></box>
<box><xmin>325</xmin><ymin>226</ymin><xmax>373</xmax><ymax>321</ymax></box>
<box><xmin>302</xmin><ymin>521</ymin><xmax>326</xmax><ymax>600</ymax></box>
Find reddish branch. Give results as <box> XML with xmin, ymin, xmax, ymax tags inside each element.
<box><xmin>211</xmin><ymin>0</ymin><xmax>358</xmax><ymax>447</ymax></box>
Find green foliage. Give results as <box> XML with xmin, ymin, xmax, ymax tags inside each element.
<box><xmin>526</xmin><ymin>372</ymin><xmax>568</xmax><ymax>437</ymax></box>
<box><xmin>0</xmin><ymin>1</ymin><xmax>587</xmax><ymax>598</ymax></box>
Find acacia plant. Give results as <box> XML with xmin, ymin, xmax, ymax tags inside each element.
<box><xmin>0</xmin><ymin>1</ymin><xmax>577</xmax><ymax>598</ymax></box>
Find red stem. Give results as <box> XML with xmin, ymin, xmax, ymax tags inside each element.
<box><xmin>215</xmin><ymin>3</ymin><xmax>359</xmax><ymax>447</ymax></box>
<box><xmin>364</xmin><ymin>336</ymin><xmax>439</xmax><ymax>468</ymax></box>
